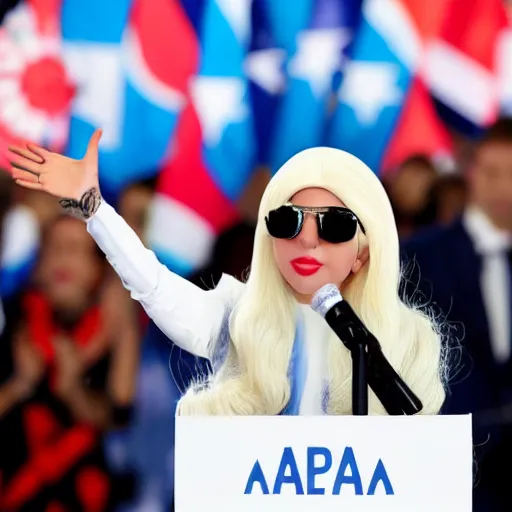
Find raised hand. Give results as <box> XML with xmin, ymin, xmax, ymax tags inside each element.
<box><xmin>7</xmin><ymin>129</ymin><xmax>103</xmax><ymax>220</ymax></box>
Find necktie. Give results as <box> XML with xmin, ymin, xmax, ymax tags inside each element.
<box><xmin>507</xmin><ymin>249</ymin><xmax>512</xmax><ymax>353</ymax></box>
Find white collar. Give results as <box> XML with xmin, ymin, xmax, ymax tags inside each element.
<box><xmin>463</xmin><ymin>206</ymin><xmax>512</xmax><ymax>255</ymax></box>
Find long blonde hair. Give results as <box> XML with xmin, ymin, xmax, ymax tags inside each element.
<box><xmin>177</xmin><ymin>148</ymin><xmax>447</xmax><ymax>415</ymax></box>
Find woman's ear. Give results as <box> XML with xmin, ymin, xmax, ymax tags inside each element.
<box><xmin>351</xmin><ymin>244</ymin><xmax>369</xmax><ymax>274</ymax></box>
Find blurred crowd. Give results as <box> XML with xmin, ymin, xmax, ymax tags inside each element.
<box><xmin>0</xmin><ymin>117</ymin><xmax>512</xmax><ymax>511</ymax></box>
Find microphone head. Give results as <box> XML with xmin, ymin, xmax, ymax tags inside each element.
<box><xmin>311</xmin><ymin>284</ymin><xmax>343</xmax><ymax>317</ymax></box>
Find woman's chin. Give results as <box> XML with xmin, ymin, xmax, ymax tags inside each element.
<box><xmin>286</xmin><ymin>278</ymin><xmax>334</xmax><ymax>304</ymax></box>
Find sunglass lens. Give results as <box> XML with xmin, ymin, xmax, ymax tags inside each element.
<box><xmin>266</xmin><ymin>206</ymin><xmax>301</xmax><ymax>239</ymax></box>
<box><xmin>320</xmin><ymin>210</ymin><xmax>358</xmax><ymax>243</ymax></box>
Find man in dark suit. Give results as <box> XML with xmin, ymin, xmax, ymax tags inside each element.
<box><xmin>401</xmin><ymin>118</ymin><xmax>512</xmax><ymax>510</ymax></box>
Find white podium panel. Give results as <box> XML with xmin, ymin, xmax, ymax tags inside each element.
<box><xmin>175</xmin><ymin>415</ymin><xmax>472</xmax><ymax>512</ymax></box>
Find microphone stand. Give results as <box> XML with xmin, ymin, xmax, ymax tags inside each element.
<box><xmin>351</xmin><ymin>340</ymin><xmax>368</xmax><ymax>415</ymax></box>
<box><xmin>317</xmin><ymin>291</ymin><xmax>423</xmax><ymax>415</ymax></box>
<box><xmin>334</xmin><ymin>323</ymin><xmax>422</xmax><ymax>416</ymax></box>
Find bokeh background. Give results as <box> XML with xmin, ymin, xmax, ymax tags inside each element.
<box><xmin>0</xmin><ymin>0</ymin><xmax>511</xmax><ymax>510</ymax></box>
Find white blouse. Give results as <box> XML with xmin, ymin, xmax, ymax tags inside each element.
<box><xmin>87</xmin><ymin>201</ymin><xmax>334</xmax><ymax>415</ymax></box>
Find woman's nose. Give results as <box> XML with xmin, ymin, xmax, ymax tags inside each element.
<box><xmin>298</xmin><ymin>215</ymin><xmax>319</xmax><ymax>249</ymax></box>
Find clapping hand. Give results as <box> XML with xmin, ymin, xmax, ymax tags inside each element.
<box><xmin>52</xmin><ymin>336</ymin><xmax>84</xmax><ymax>399</ymax></box>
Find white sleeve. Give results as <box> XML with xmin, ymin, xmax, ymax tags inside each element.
<box><xmin>86</xmin><ymin>201</ymin><xmax>227</xmax><ymax>359</ymax></box>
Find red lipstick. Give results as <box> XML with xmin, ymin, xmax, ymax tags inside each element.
<box><xmin>53</xmin><ymin>269</ymin><xmax>74</xmax><ymax>283</ymax></box>
<box><xmin>290</xmin><ymin>256</ymin><xmax>323</xmax><ymax>276</ymax></box>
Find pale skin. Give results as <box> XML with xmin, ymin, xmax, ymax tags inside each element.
<box><xmin>273</xmin><ymin>188</ymin><xmax>369</xmax><ymax>304</ymax></box>
<box><xmin>8</xmin><ymin>129</ymin><xmax>103</xmax><ymax>203</ymax></box>
<box><xmin>468</xmin><ymin>140</ymin><xmax>512</xmax><ymax>232</ymax></box>
<box><xmin>6</xmin><ymin>130</ymin><xmax>369</xmax><ymax>303</ymax></box>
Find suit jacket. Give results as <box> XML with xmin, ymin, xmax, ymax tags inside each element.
<box><xmin>401</xmin><ymin>220</ymin><xmax>512</xmax><ymax>511</ymax></box>
<box><xmin>401</xmin><ymin>219</ymin><xmax>511</xmax><ymax>438</ymax></box>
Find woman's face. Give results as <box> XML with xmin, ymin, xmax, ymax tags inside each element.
<box><xmin>271</xmin><ymin>188</ymin><xmax>367</xmax><ymax>303</ymax></box>
<box><xmin>390</xmin><ymin>164</ymin><xmax>437</xmax><ymax>214</ymax></box>
<box><xmin>118</xmin><ymin>184</ymin><xmax>153</xmax><ymax>241</ymax></box>
<box><xmin>38</xmin><ymin>218</ymin><xmax>102</xmax><ymax>310</ymax></box>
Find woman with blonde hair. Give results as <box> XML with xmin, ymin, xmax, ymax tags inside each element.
<box><xmin>6</xmin><ymin>131</ymin><xmax>447</xmax><ymax>417</ymax></box>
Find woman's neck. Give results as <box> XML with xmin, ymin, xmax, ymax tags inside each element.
<box><xmin>51</xmin><ymin>300</ymin><xmax>92</xmax><ymax>331</ymax></box>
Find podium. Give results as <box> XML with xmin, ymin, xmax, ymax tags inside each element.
<box><xmin>175</xmin><ymin>415</ymin><xmax>472</xmax><ymax>511</ymax></box>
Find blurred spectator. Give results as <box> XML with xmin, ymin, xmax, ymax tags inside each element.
<box><xmin>103</xmin><ymin>178</ymin><xmax>155</xmax><ymax>338</ymax></box>
<box><xmin>413</xmin><ymin>174</ymin><xmax>468</xmax><ymax>231</ymax></box>
<box><xmin>190</xmin><ymin>220</ymin><xmax>256</xmax><ymax>288</ymax></box>
<box><xmin>0</xmin><ymin>215</ymin><xmax>140</xmax><ymax>511</ymax></box>
<box><xmin>0</xmin><ymin>202</ymin><xmax>40</xmax><ymax>299</ymax></box>
<box><xmin>0</xmin><ymin>172</ymin><xmax>14</xmax><ymax>330</ymax></box>
<box><xmin>236</xmin><ymin>166</ymin><xmax>271</xmax><ymax>225</ymax></box>
<box><xmin>118</xmin><ymin>179</ymin><xmax>155</xmax><ymax>242</ymax></box>
<box><xmin>384</xmin><ymin>155</ymin><xmax>439</xmax><ymax>238</ymax></box>
<box><xmin>429</xmin><ymin>174</ymin><xmax>468</xmax><ymax>226</ymax></box>
<box><xmin>0</xmin><ymin>172</ymin><xmax>13</xmax><ymax>239</ymax></box>
<box><xmin>401</xmin><ymin>117</ymin><xmax>512</xmax><ymax>512</ymax></box>
<box><xmin>19</xmin><ymin>189</ymin><xmax>60</xmax><ymax>231</ymax></box>
<box><xmin>0</xmin><ymin>0</ymin><xmax>19</xmax><ymax>23</ymax></box>
<box><xmin>99</xmin><ymin>180</ymin><xmax>157</xmax><ymax>511</ymax></box>
<box><xmin>0</xmin><ymin>175</ymin><xmax>57</xmax><ymax>299</ymax></box>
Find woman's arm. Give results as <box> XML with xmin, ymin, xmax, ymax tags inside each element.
<box><xmin>6</xmin><ymin>131</ymin><xmax>230</xmax><ymax>360</ymax></box>
<box><xmin>51</xmin><ymin>335</ymin><xmax>110</xmax><ymax>427</ymax></box>
<box><xmin>57</xmin><ymin>381</ymin><xmax>111</xmax><ymax>428</ymax></box>
<box><xmin>0</xmin><ymin>329</ymin><xmax>45</xmax><ymax>418</ymax></box>
<box><xmin>87</xmin><ymin>200</ymin><xmax>226</xmax><ymax>359</ymax></box>
<box><xmin>0</xmin><ymin>378</ymin><xmax>32</xmax><ymax>417</ymax></box>
<box><xmin>102</xmin><ymin>275</ymin><xmax>140</xmax><ymax>411</ymax></box>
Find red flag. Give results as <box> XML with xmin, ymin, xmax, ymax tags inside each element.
<box><xmin>145</xmin><ymin>1</ymin><xmax>240</xmax><ymax>276</ymax></box>
<box><xmin>382</xmin><ymin>77</ymin><xmax>453</xmax><ymax>172</ymax></box>
<box><xmin>0</xmin><ymin>0</ymin><xmax>74</xmax><ymax>169</ymax></box>
<box><xmin>422</xmin><ymin>0</ymin><xmax>509</xmax><ymax>127</ymax></box>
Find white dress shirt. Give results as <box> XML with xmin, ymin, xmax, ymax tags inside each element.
<box><xmin>463</xmin><ymin>206</ymin><xmax>512</xmax><ymax>363</ymax></box>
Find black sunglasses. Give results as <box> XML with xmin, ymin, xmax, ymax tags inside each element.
<box><xmin>265</xmin><ymin>203</ymin><xmax>365</xmax><ymax>244</ymax></box>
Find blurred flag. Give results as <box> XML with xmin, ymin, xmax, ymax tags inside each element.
<box><xmin>328</xmin><ymin>0</ymin><xmax>451</xmax><ymax>173</ymax></box>
<box><xmin>422</xmin><ymin>0</ymin><xmax>509</xmax><ymax>136</ymax></box>
<box><xmin>62</xmin><ymin>0</ymin><xmax>193</xmax><ymax>200</ymax></box>
<box><xmin>148</xmin><ymin>0</ymin><xmax>255</xmax><ymax>276</ymax></box>
<box><xmin>382</xmin><ymin>0</ymin><xmax>454</xmax><ymax>172</ymax></box>
<box><xmin>147</xmin><ymin>104</ymin><xmax>239</xmax><ymax>276</ymax></box>
<box><xmin>497</xmin><ymin>3</ymin><xmax>512</xmax><ymax>115</ymax></box>
<box><xmin>269</xmin><ymin>0</ymin><xmax>361</xmax><ymax>172</ymax></box>
<box><xmin>246</xmin><ymin>0</ymin><xmax>316</xmax><ymax>169</ymax></box>
<box><xmin>381</xmin><ymin>77</ymin><xmax>453</xmax><ymax>172</ymax></box>
<box><xmin>191</xmin><ymin>0</ymin><xmax>256</xmax><ymax>202</ymax></box>
<box><xmin>0</xmin><ymin>0</ymin><xmax>74</xmax><ymax>170</ymax></box>
<box><xmin>180</xmin><ymin>0</ymin><xmax>207</xmax><ymax>34</ymax></box>
<box><xmin>245</xmin><ymin>0</ymin><xmax>286</xmax><ymax>166</ymax></box>
<box><xmin>0</xmin><ymin>205</ymin><xmax>39</xmax><ymax>298</ymax></box>
<box><xmin>499</xmin><ymin>25</ymin><xmax>512</xmax><ymax>114</ymax></box>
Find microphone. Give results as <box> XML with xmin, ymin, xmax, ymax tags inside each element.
<box><xmin>311</xmin><ymin>284</ymin><xmax>423</xmax><ymax>416</ymax></box>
